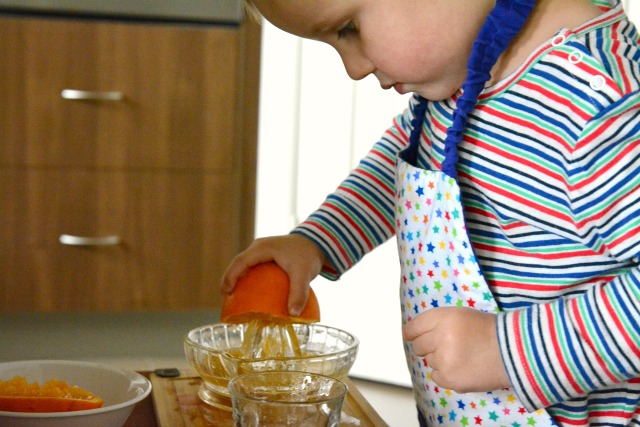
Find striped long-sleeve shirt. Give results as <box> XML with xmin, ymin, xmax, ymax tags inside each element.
<box><xmin>292</xmin><ymin>1</ymin><xmax>640</xmax><ymax>425</ymax></box>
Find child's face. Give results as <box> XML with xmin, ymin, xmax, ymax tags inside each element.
<box><xmin>252</xmin><ymin>0</ymin><xmax>495</xmax><ymax>100</ymax></box>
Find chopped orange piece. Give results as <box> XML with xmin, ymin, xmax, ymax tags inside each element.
<box><xmin>0</xmin><ymin>376</ymin><xmax>103</xmax><ymax>413</ymax></box>
<box><xmin>221</xmin><ymin>262</ymin><xmax>321</xmax><ymax>324</ymax></box>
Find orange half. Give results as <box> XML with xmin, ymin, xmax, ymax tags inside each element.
<box><xmin>221</xmin><ymin>262</ymin><xmax>320</xmax><ymax>324</ymax></box>
<box><xmin>0</xmin><ymin>376</ymin><xmax>103</xmax><ymax>413</ymax></box>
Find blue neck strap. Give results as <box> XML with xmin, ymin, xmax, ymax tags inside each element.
<box><xmin>403</xmin><ymin>0</ymin><xmax>535</xmax><ymax>178</ymax></box>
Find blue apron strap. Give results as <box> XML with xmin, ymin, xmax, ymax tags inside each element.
<box><xmin>401</xmin><ymin>95</ymin><xmax>429</xmax><ymax>165</ymax></box>
<box><xmin>404</xmin><ymin>0</ymin><xmax>535</xmax><ymax>176</ymax></box>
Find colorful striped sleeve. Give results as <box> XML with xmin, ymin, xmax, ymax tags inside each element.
<box><xmin>497</xmin><ymin>90</ymin><xmax>640</xmax><ymax>413</ymax></box>
<box><xmin>291</xmin><ymin>95</ymin><xmax>421</xmax><ymax>279</ymax></box>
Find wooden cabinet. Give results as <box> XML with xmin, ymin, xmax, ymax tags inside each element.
<box><xmin>0</xmin><ymin>15</ymin><xmax>260</xmax><ymax>312</ymax></box>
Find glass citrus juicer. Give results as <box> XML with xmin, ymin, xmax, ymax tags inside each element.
<box><xmin>184</xmin><ymin>262</ymin><xmax>359</xmax><ymax>408</ymax></box>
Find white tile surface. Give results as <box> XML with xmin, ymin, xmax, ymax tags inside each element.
<box><xmin>351</xmin><ymin>378</ymin><xmax>419</xmax><ymax>427</ymax></box>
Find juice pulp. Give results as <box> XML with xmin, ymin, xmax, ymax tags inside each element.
<box><xmin>239</xmin><ymin>319</ymin><xmax>303</xmax><ymax>359</ymax></box>
<box><xmin>199</xmin><ymin>319</ymin><xmax>306</xmax><ymax>390</ymax></box>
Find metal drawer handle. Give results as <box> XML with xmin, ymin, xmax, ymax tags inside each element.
<box><xmin>61</xmin><ymin>89</ymin><xmax>125</xmax><ymax>102</ymax></box>
<box><xmin>59</xmin><ymin>234</ymin><xmax>121</xmax><ymax>247</ymax></box>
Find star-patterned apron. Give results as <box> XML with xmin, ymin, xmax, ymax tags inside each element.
<box><xmin>395</xmin><ymin>154</ymin><xmax>556</xmax><ymax>427</ymax></box>
<box><xmin>394</xmin><ymin>1</ymin><xmax>556</xmax><ymax>425</ymax></box>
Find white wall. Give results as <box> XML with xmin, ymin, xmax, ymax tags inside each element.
<box><xmin>624</xmin><ymin>0</ymin><xmax>639</xmax><ymax>21</ymax></box>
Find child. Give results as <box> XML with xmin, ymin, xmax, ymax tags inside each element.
<box><xmin>222</xmin><ymin>0</ymin><xmax>640</xmax><ymax>425</ymax></box>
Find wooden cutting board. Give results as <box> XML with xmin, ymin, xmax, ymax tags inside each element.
<box><xmin>150</xmin><ymin>370</ymin><xmax>388</xmax><ymax>426</ymax></box>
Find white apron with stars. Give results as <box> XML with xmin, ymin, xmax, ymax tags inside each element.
<box><xmin>394</xmin><ymin>156</ymin><xmax>556</xmax><ymax>426</ymax></box>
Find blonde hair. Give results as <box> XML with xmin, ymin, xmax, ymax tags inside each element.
<box><xmin>243</xmin><ymin>0</ymin><xmax>262</xmax><ymax>22</ymax></box>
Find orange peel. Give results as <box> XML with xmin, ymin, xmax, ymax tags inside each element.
<box><xmin>221</xmin><ymin>262</ymin><xmax>320</xmax><ymax>324</ymax></box>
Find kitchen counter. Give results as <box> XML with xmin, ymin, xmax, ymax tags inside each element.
<box><xmin>0</xmin><ymin>311</ymin><xmax>216</xmax><ymax>362</ymax></box>
<box><xmin>0</xmin><ymin>311</ymin><xmax>418</xmax><ymax>426</ymax></box>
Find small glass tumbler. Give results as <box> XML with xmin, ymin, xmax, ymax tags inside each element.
<box><xmin>228</xmin><ymin>371</ymin><xmax>348</xmax><ymax>427</ymax></box>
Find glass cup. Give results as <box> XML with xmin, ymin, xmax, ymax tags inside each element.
<box><xmin>228</xmin><ymin>371</ymin><xmax>348</xmax><ymax>427</ymax></box>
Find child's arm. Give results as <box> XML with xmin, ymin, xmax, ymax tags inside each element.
<box><xmin>221</xmin><ymin>95</ymin><xmax>422</xmax><ymax>314</ymax></box>
<box><xmin>497</xmin><ymin>92</ymin><xmax>640</xmax><ymax>411</ymax></box>
<box><xmin>221</xmin><ymin>94</ymin><xmax>423</xmax><ymax>313</ymax></box>
<box><xmin>291</xmin><ymin>95</ymin><xmax>424</xmax><ymax>280</ymax></box>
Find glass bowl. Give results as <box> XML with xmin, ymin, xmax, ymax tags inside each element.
<box><xmin>184</xmin><ymin>323</ymin><xmax>358</xmax><ymax>407</ymax></box>
<box><xmin>228</xmin><ymin>371</ymin><xmax>348</xmax><ymax>427</ymax></box>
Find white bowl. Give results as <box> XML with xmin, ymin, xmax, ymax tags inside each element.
<box><xmin>0</xmin><ymin>360</ymin><xmax>152</xmax><ymax>427</ymax></box>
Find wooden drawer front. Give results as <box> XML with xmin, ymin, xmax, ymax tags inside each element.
<box><xmin>0</xmin><ymin>16</ymin><xmax>238</xmax><ymax>170</ymax></box>
<box><xmin>0</xmin><ymin>169</ymin><xmax>242</xmax><ymax>312</ymax></box>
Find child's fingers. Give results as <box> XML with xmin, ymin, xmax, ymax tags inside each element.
<box><xmin>402</xmin><ymin>310</ymin><xmax>437</xmax><ymax>341</ymax></box>
<box><xmin>220</xmin><ymin>261</ymin><xmax>246</xmax><ymax>294</ymax></box>
<box><xmin>220</xmin><ymin>246</ymin><xmax>273</xmax><ymax>293</ymax></box>
<box><xmin>285</xmin><ymin>265</ymin><xmax>314</xmax><ymax>317</ymax></box>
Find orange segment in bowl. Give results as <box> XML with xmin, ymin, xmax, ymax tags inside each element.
<box><xmin>0</xmin><ymin>376</ymin><xmax>103</xmax><ymax>413</ymax></box>
<box><xmin>221</xmin><ymin>262</ymin><xmax>320</xmax><ymax>324</ymax></box>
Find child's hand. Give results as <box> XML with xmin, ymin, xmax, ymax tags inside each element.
<box><xmin>221</xmin><ymin>234</ymin><xmax>326</xmax><ymax>317</ymax></box>
<box><xmin>402</xmin><ymin>307</ymin><xmax>511</xmax><ymax>392</ymax></box>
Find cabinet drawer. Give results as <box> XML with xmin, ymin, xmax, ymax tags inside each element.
<box><xmin>0</xmin><ymin>16</ymin><xmax>238</xmax><ymax>170</ymax></box>
<box><xmin>0</xmin><ymin>169</ymin><xmax>244</xmax><ymax>312</ymax></box>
